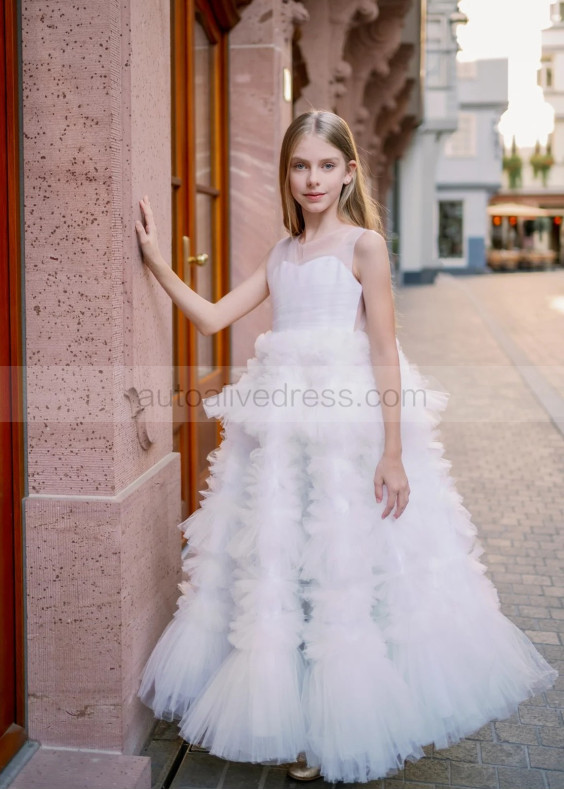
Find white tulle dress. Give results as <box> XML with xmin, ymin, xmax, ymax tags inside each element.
<box><xmin>138</xmin><ymin>224</ymin><xmax>558</xmax><ymax>784</ymax></box>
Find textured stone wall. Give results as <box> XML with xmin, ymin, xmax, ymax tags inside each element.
<box><xmin>21</xmin><ymin>0</ymin><xmax>181</xmax><ymax>753</ymax></box>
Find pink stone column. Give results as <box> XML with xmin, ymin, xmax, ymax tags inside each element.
<box><xmin>228</xmin><ymin>0</ymin><xmax>295</xmax><ymax>366</ymax></box>
<box><xmin>21</xmin><ymin>0</ymin><xmax>181</xmax><ymax>757</ymax></box>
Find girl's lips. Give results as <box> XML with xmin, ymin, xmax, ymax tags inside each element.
<box><xmin>305</xmin><ymin>193</ymin><xmax>325</xmax><ymax>200</ymax></box>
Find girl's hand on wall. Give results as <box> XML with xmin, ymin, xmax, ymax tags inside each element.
<box><xmin>374</xmin><ymin>455</ymin><xmax>410</xmax><ymax>519</ymax></box>
<box><xmin>135</xmin><ymin>195</ymin><xmax>162</xmax><ymax>271</ymax></box>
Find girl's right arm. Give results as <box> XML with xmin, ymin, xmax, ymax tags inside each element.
<box><xmin>135</xmin><ymin>195</ymin><xmax>270</xmax><ymax>336</ymax></box>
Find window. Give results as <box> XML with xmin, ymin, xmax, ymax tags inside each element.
<box><xmin>444</xmin><ymin>112</ymin><xmax>476</xmax><ymax>158</ymax></box>
<box><xmin>439</xmin><ymin>201</ymin><xmax>464</xmax><ymax>258</ymax></box>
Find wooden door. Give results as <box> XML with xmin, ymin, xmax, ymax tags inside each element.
<box><xmin>0</xmin><ymin>0</ymin><xmax>26</xmax><ymax>770</ymax></box>
<box><xmin>171</xmin><ymin>0</ymin><xmax>231</xmax><ymax>520</ymax></box>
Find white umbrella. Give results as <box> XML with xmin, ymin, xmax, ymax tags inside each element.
<box><xmin>487</xmin><ymin>202</ymin><xmax>554</xmax><ymax>218</ymax></box>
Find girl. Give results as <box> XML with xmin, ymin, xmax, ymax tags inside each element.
<box><xmin>134</xmin><ymin>110</ymin><xmax>557</xmax><ymax>785</ymax></box>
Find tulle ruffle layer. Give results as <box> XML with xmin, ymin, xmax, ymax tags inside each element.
<box><xmin>138</xmin><ymin>328</ymin><xmax>558</xmax><ymax>784</ymax></box>
<box><xmin>202</xmin><ymin>328</ymin><xmax>449</xmax><ymax>440</ymax></box>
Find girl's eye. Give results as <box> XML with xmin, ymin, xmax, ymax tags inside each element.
<box><xmin>323</xmin><ymin>163</ymin><xmax>335</xmax><ymax>170</ymax></box>
<box><xmin>294</xmin><ymin>163</ymin><xmax>306</xmax><ymax>170</ymax></box>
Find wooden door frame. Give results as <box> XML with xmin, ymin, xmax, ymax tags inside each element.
<box><xmin>172</xmin><ymin>0</ymin><xmax>232</xmax><ymax>517</ymax></box>
<box><xmin>0</xmin><ymin>0</ymin><xmax>27</xmax><ymax>770</ymax></box>
<box><xmin>191</xmin><ymin>0</ymin><xmax>231</xmax><ymax>502</ymax></box>
<box><xmin>171</xmin><ymin>0</ymin><xmax>192</xmax><ymax>522</ymax></box>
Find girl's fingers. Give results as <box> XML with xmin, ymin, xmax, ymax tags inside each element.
<box><xmin>394</xmin><ymin>489</ymin><xmax>410</xmax><ymax>519</ymax></box>
<box><xmin>138</xmin><ymin>199</ymin><xmax>155</xmax><ymax>235</ymax></box>
<box><xmin>382</xmin><ymin>490</ymin><xmax>396</xmax><ymax>519</ymax></box>
<box><xmin>379</xmin><ymin>485</ymin><xmax>411</xmax><ymax>519</ymax></box>
<box><xmin>135</xmin><ymin>198</ymin><xmax>158</xmax><ymax>253</ymax></box>
<box><xmin>374</xmin><ymin>480</ymin><xmax>383</xmax><ymax>502</ymax></box>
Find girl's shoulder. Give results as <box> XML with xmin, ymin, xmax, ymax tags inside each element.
<box><xmin>353</xmin><ymin>227</ymin><xmax>386</xmax><ymax>252</ymax></box>
<box><xmin>353</xmin><ymin>227</ymin><xmax>385</xmax><ymax>244</ymax></box>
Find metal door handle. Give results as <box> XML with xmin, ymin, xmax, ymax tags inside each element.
<box><xmin>190</xmin><ymin>253</ymin><xmax>209</xmax><ymax>265</ymax></box>
<box><xmin>183</xmin><ymin>236</ymin><xmax>209</xmax><ymax>266</ymax></box>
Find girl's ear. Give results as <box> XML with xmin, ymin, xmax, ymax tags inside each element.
<box><xmin>344</xmin><ymin>159</ymin><xmax>357</xmax><ymax>185</ymax></box>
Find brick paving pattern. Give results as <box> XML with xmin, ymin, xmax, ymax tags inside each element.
<box><xmin>142</xmin><ymin>270</ymin><xmax>564</xmax><ymax>788</ymax></box>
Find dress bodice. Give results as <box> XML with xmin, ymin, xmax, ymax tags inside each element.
<box><xmin>266</xmin><ymin>225</ymin><xmax>374</xmax><ymax>333</ymax></box>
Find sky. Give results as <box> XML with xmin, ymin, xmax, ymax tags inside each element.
<box><xmin>456</xmin><ymin>0</ymin><xmax>554</xmax><ymax>147</ymax></box>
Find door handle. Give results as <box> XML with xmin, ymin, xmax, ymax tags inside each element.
<box><xmin>190</xmin><ymin>253</ymin><xmax>209</xmax><ymax>265</ymax></box>
<box><xmin>183</xmin><ymin>236</ymin><xmax>209</xmax><ymax>266</ymax></box>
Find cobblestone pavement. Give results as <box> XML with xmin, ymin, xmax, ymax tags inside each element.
<box><xmin>142</xmin><ymin>270</ymin><xmax>564</xmax><ymax>789</ymax></box>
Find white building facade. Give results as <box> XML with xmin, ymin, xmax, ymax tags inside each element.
<box><xmin>504</xmin><ymin>1</ymin><xmax>564</xmax><ymax>195</ymax></box>
<box><xmin>398</xmin><ymin>0</ymin><xmax>464</xmax><ymax>284</ymax></box>
<box><xmin>436</xmin><ymin>58</ymin><xmax>508</xmax><ymax>271</ymax></box>
<box><xmin>492</xmin><ymin>2</ymin><xmax>564</xmax><ymax>263</ymax></box>
<box><xmin>540</xmin><ymin>3</ymin><xmax>564</xmax><ymax>189</ymax></box>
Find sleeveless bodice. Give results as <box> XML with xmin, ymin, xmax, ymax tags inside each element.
<box><xmin>266</xmin><ymin>225</ymin><xmax>373</xmax><ymax>333</ymax></box>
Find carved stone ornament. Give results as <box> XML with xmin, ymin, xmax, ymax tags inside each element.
<box><xmin>328</xmin><ymin>0</ymin><xmax>378</xmax><ymax>26</ymax></box>
<box><xmin>354</xmin><ymin>0</ymin><xmax>379</xmax><ymax>23</ymax></box>
<box><xmin>333</xmin><ymin>59</ymin><xmax>353</xmax><ymax>82</ymax></box>
<box><xmin>281</xmin><ymin>0</ymin><xmax>310</xmax><ymax>41</ymax></box>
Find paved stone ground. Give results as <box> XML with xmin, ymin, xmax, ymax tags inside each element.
<box><xmin>141</xmin><ymin>269</ymin><xmax>564</xmax><ymax>789</ymax></box>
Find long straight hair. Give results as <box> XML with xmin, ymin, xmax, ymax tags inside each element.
<box><xmin>278</xmin><ymin>110</ymin><xmax>400</xmax><ymax>330</ymax></box>
<box><xmin>279</xmin><ymin>110</ymin><xmax>384</xmax><ymax>238</ymax></box>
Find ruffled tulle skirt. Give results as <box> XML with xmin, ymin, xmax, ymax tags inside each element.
<box><xmin>137</xmin><ymin>327</ymin><xmax>558</xmax><ymax>784</ymax></box>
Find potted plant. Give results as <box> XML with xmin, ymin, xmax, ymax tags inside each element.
<box><xmin>503</xmin><ymin>136</ymin><xmax>523</xmax><ymax>189</ymax></box>
<box><xmin>530</xmin><ymin>139</ymin><xmax>554</xmax><ymax>186</ymax></box>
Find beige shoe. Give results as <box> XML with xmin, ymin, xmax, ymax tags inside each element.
<box><xmin>287</xmin><ymin>752</ymin><xmax>322</xmax><ymax>781</ymax></box>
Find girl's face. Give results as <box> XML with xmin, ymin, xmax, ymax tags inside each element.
<box><xmin>288</xmin><ymin>133</ymin><xmax>356</xmax><ymax>219</ymax></box>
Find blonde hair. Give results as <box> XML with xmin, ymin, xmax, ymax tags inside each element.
<box><xmin>279</xmin><ymin>110</ymin><xmax>401</xmax><ymax>331</ymax></box>
<box><xmin>279</xmin><ymin>110</ymin><xmax>384</xmax><ymax>237</ymax></box>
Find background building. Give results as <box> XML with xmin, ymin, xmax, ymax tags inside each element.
<box><xmin>398</xmin><ymin>0</ymin><xmax>467</xmax><ymax>283</ymax></box>
<box><xmin>489</xmin><ymin>1</ymin><xmax>564</xmax><ymax>266</ymax></box>
<box><xmin>436</xmin><ymin>58</ymin><xmax>508</xmax><ymax>272</ymax></box>
<box><xmin>540</xmin><ymin>1</ymin><xmax>564</xmax><ymax>190</ymax></box>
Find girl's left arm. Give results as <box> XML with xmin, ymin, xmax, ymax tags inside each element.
<box><xmin>354</xmin><ymin>230</ymin><xmax>410</xmax><ymax>520</ymax></box>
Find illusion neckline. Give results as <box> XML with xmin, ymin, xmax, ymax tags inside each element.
<box><xmin>294</xmin><ymin>224</ymin><xmax>360</xmax><ymax>246</ymax></box>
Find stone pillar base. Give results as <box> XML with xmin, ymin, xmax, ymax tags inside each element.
<box><xmin>23</xmin><ymin>453</ymin><xmax>182</xmax><ymax>754</ymax></box>
<box><xmin>8</xmin><ymin>747</ymin><xmax>151</xmax><ymax>789</ymax></box>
